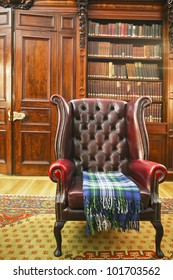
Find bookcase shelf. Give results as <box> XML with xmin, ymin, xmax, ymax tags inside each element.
<box><xmin>88</xmin><ymin>76</ymin><xmax>163</xmax><ymax>81</ymax></box>
<box><xmin>88</xmin><ymin>35</ymin><xmax>163</xmax><ymax>41</ymax></box>
<box><xmin>88</xmin><ymin>57</ymin><xmax>162</xmax><ymax>61</ymax></box>
<box><xmin>87</xmin><ymin>18</ymin><xmax>164</xmax><ymax>123</ymax></box>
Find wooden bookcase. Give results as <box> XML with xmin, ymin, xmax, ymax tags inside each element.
<box><xmin>87</xmin><ymin>19</ymin><xmax>164</xmax><ymax>123</ymax></box>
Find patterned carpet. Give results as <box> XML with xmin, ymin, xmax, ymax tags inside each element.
<box><xmin>0</xmin><ymin>194</ymin><xmax>173</xmax><ymax>260</ymax></box>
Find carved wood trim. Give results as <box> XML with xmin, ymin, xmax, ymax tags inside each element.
<box><xmin>168</xmin><ymin>0</ymin><xmax>173</xmax><ymax>59</ymax></box>
<box><xmin>169</xmin><ymin>91</ymin><xmax>173</xmax><ymax>98</ymax></box>
<box><xmin>0</xmin><ymin>0</ymin><xmax>34</xmax><ymax>10</ymax></box>
<box><xmin>79</xmin><ymin>48</ymin><xmax>86</xmax><ymax>97</ymax></box>
<box><xmin>77</xmin><ymin>0</ymin><xmax>88</xmax><ymax>49</ymax></box>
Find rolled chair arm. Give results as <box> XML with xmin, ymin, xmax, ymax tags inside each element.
<box><xmin>48</xmin><ymin>159</ymin><xmax>76</xmax><ymax>191</ymax></box>
<box><xmin>129</xmin><ymin>159</ymin><xmax>167</xmax><ymax>198</ymax></box>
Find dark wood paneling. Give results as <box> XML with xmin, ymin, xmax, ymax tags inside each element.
<box><xmin>15</xmin><ymin>11</ymin><xmax>56</xmax><ymax>31</ymax></box>
<box><xmin>168</xmin><ymin>134</ymin><xmax>173</xmax><ymax>171</ymax></box>
<box><xmin>22</xmin><ymin>107</ymin><xmax>50</xmax><ymax>125</ymax></box>
<box><xmin>60</xmin><ymin>15</ymin><xmax>75</xmax><ymax>30</ymax></box>
<box><xmin>0</xmin><ymin>107</ymin><xmax>5</xmax><ymax>124</ymax></box>
<box><xmin>0</xmin><ymin>131</ymin><xmax>6</xmax><ymax>163</ymax></box>
<box><xmin>13</xmin><ymin>29</ymin><xmax>57</xmax><ymax>175</ymax></box>
<box><xmin>0</xmin><ymin>24</ymin><xmax>12</xmax><ymax>174</ymax></box>
<box><xmin>0</xmin><ymin>7</ymin><xmax>79</xmax><ymax>175</ymax></box>
<box><xmin>22</xmin><ymin>131</ymin><xmax>51</xmax><ymax>164</ymax></box>
<box><xmin>148</xmin><ymin>134</ymin><xmax>167</xmax><ymax>165</ymax></box>
<box><xmin>0</xmin><ymin>34</ymin><xmax>5</xmax><ymax>99</ymax></box>
<box><xmin>22</xmin><ymin>35</ymin><xmax>51</xmax><ymax>100</ymax></box>
<box><xmin>88</xmin><ymin>3</ymin><xmax>163</xmax><ymax>20</ymax></box>
<box><xmin>59</xmin><ymin>34</ymin><xmax>76</xmax><ymax>101</ymax></box>
<box><xmin>0</xmin><ymin>9</ymin><xmax>11</xmax><ymax>27</ymax></box>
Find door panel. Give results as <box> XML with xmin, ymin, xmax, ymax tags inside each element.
<box><xmin>59</xmin><ymin>34</ymin><xmax>76</xmax><ymax>101</ymax></box>
<box><xmin>0</xmin><ymin>10</ymin><xmax>12</xmax><ymax>174</ymax></box>
<box><xmin>13</xmin><ymin>30</ymin><xmax>57</xmax><ymax>175</ymax></box>
<box><xmin>148</xmin><ymin>134</ymin><xmax>167</xmax><ymax>165</ymax></box>
<box><xmin>147</xmin><ymin>123</ymin><xmax>167</xmax><ymax>166</ymax></box>
<box><xmin>58</xmin><ymin>14</ymin><xmax>77</xmax><ymax>102</ymax></box>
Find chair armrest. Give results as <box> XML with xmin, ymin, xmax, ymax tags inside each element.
<box><xmin>129</xmin><ymin>159</ymin><xmax>167</xmax><ymax>197</ymax></box>
<box><xmin>48</xmin><ymin>159</ymin><xmax>76</xmax><ymax>190</ymax></box>
<box><xmin>48</xmin><ymin>159</ymin><xmax>76</xmax><ymax>216</ymax></box>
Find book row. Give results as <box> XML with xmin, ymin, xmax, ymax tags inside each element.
<box><xmin>88</xmin><ymin>61</ymin><xmax>160</xmax><ymax>80</ymax></box>
<box><xmin>144</xmin><ymin>104</ymin><xmax>162</xmax><ymax>122</ymax></box>
<box><xmin>87</xmin><ymin>92</ymin><xmax>162</xmax><ymax>122</ymax></box>
<box><xmin>88</xmin><ymin>21</ymin><xmax>162</xmax><ymax>38</ymax></box>
<box><xmin>88</xmin><ymin>41</ymin><xmax>162</xmax><ymax>59</ymax></box>
<box><xmin>87</xmin><ymin>80</ymin><xmax>162</xmax><ymax>101</ymax></box>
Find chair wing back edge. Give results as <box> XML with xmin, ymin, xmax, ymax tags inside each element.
<box><xmin>126</xmin><ymin>96</ymin><xmax>151</xmax><ymax>160</ymax></box>
<box><xmin>50</xmin><ymin>94</ymin><xmax>72</xmax><ymax>159</ymax></box>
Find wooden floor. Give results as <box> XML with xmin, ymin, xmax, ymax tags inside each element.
<box><xmin>0</xmin><ymin>175</ymin><xmax>173</xmax><ymax>197</ymax></box>
<box><xmin>0</xmin><ymin>175</ymin><xmax>55</xmax><ymax>196</ymax></box>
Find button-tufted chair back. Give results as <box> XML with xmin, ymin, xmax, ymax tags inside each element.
<box><xmin>70</xmin><ymin>99</ymin><xmax>129</xmax><ymax>175</ymax></box>
<box><xmin>53</xmin><ymin>96</ymin><xmax>150</xmax><ymax>177</ymax></box>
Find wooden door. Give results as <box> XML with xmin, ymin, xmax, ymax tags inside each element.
<box><xmin>0</xmin><ymin>8</ymin><xmax>78</xmax><ymax>176</ymax></box>
<box><xmin>0</xmin><ymin>9</ymin><xmax>12</xmax><ymax>174</ymax></box>
<box><xmin>13</xmin><ymin>29</ymin><xmax>57</xmax><ymax>175</ymax></box>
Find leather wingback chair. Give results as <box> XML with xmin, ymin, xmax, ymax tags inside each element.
<box><xmin>48</xmin><ymin>94</ymin><xmax>167</xmax><ymax>258</ymax></box>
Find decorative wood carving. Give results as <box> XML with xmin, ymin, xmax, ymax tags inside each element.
<box><xmin>168</xmin><ymin>0</ymin><xmax>173</xmax><ymax>58</ymax></box>
<box><xmin>0</xmin><ymin>0</ymin><xmax>34</xmax><ymax>9</ymax></box>
<box><xmin>79</xmin><ymin>48</ymin><xmax>86</xmax><ymax>97</ymax></box>
<box><xmin>77</xmin><ymin>0</ymin><xmax>88</xmax><ymax>49</ymax></box>
<box><xmin>169</xmin><ymin>91</ymin><xmax>173</xmax><ymax>98</ymax></box>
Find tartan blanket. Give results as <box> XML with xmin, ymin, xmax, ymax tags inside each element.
<box><xmin>82</xmin><ymin>171</ymin><xmax>141</xmax><ymax>235</ymax></box>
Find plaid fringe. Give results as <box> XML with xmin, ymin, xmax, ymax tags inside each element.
<box><xmin>83</xmin><ymin>171</ymin><xmax>141</xmax><ymax>235</ymax></box>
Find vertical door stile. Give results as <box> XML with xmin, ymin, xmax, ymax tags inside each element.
<box><xmin>0</xmin><ymin>8</ymin><xmax>12</xmax><ymax>174</ymax></box>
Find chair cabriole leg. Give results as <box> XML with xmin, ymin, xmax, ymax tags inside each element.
<box><xmin>54</xmin><ymin>221</ymin><xmax>65</xmax><ymax>257</ymax></box>
<box><xmin>151</xmin><ymin>220</ymin><xmax>164</xmax><ymax>258</ymax></box>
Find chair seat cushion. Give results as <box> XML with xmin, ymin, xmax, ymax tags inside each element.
<box><xmin>68</xmin><ymin>175</ymin><xmax>151</xmax><ymax>210</ymax></box>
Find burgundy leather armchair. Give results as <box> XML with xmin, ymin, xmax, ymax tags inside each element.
<box><xmin>48</xmin><ymin>95</ymin><xmax>167</xmax><ymax>258</ymax></box>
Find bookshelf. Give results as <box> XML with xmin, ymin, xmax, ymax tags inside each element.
<box><xmin>87</xmin><ymin>19</ymin><xmax>164</xmax><ymax>123</ymax></box>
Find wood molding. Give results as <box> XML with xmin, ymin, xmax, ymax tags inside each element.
<box><xmin>77</xmin><ymin>0</ymin><xmax>88</xmax><ymax>48</ymax></box>
<box><xmin>169</xmin><ymin>91</ymin><xmax>173</xmax><ymax>98</ymax></box>
<box><xmin>0</xmin><ymin>0</ymin><xmax>34</xmax><ymax>9</ymax></box>
<box><xmin>0</xmin><ymin>1</ymin><xmax>171</xmax><ymax>56</ymax></box>
<box><xmin>168</xmin><ymin>0</ymin><xmax>173</xmax><ymax>58</ymax></box>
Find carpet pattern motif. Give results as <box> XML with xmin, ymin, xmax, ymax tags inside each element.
<box><xmin>0</xmin><ymin>194</ymin><xmax>54</xmax><ymax>227</ymax></box>
<box><xmin>0</xmin><ymin>194</ymin><xmax>173</xmax><ymax>260</ymax></box>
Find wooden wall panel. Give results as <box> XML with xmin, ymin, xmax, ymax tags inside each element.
<box><xmin>0</xmin><ymin>9</ymin><xmax>11</xmax><ymax>27</ymax></box>
<box><xmin>0</xmin><ymin>131</ymin><xmax>6</xmax><ymax>163</ymax></box>
<box><xmin>59</xmin><ymin>34</ymin><xmax>76</xmax><ymax>101</ymax></box>
<box><xmin>22</xmin><ymin>108</ymin><xmax>50</xmax><ymax>125</ymax></box>
<box><xmin>61</xmin><ymin>15</ymin><xmax>75</xmax><ymax>30</ymax></box>
<box><xmin>148</xmin><ymin>134</ymin><xmax>167</xmax><ymax>165</ymax></box>
<box><xmin>0</xmin><ymin>24</ymin><xmax>12</xmax><ymax>174</ymax></box>
<box><xmin>15</xmin><ymin>11</ymin><xmax>56</xmax><ymax>31</ymax></box>
<box><xmin>22</xmin><ymin>36</ymin><xmax>51</xmax><ymax>100</ymax></box>
<box><xmin>22</xmin><ymin>131</ymin><xmax>50</xmax><ymax>164</ymax></box>
<box><xmin>0</xmin><ymin>34</ymin><xmax>5</xmax><ymax>99</ymax></box>
<box><xmin>0</xmin><ymin>107</ymin><xmax>5</xmax><ymax>124</ymax></box>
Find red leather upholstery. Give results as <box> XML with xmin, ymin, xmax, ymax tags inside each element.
<box><xmin>48</xmin><ymin>94</ymin><xmax>167</xmax><ymax>258</ymax></box>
